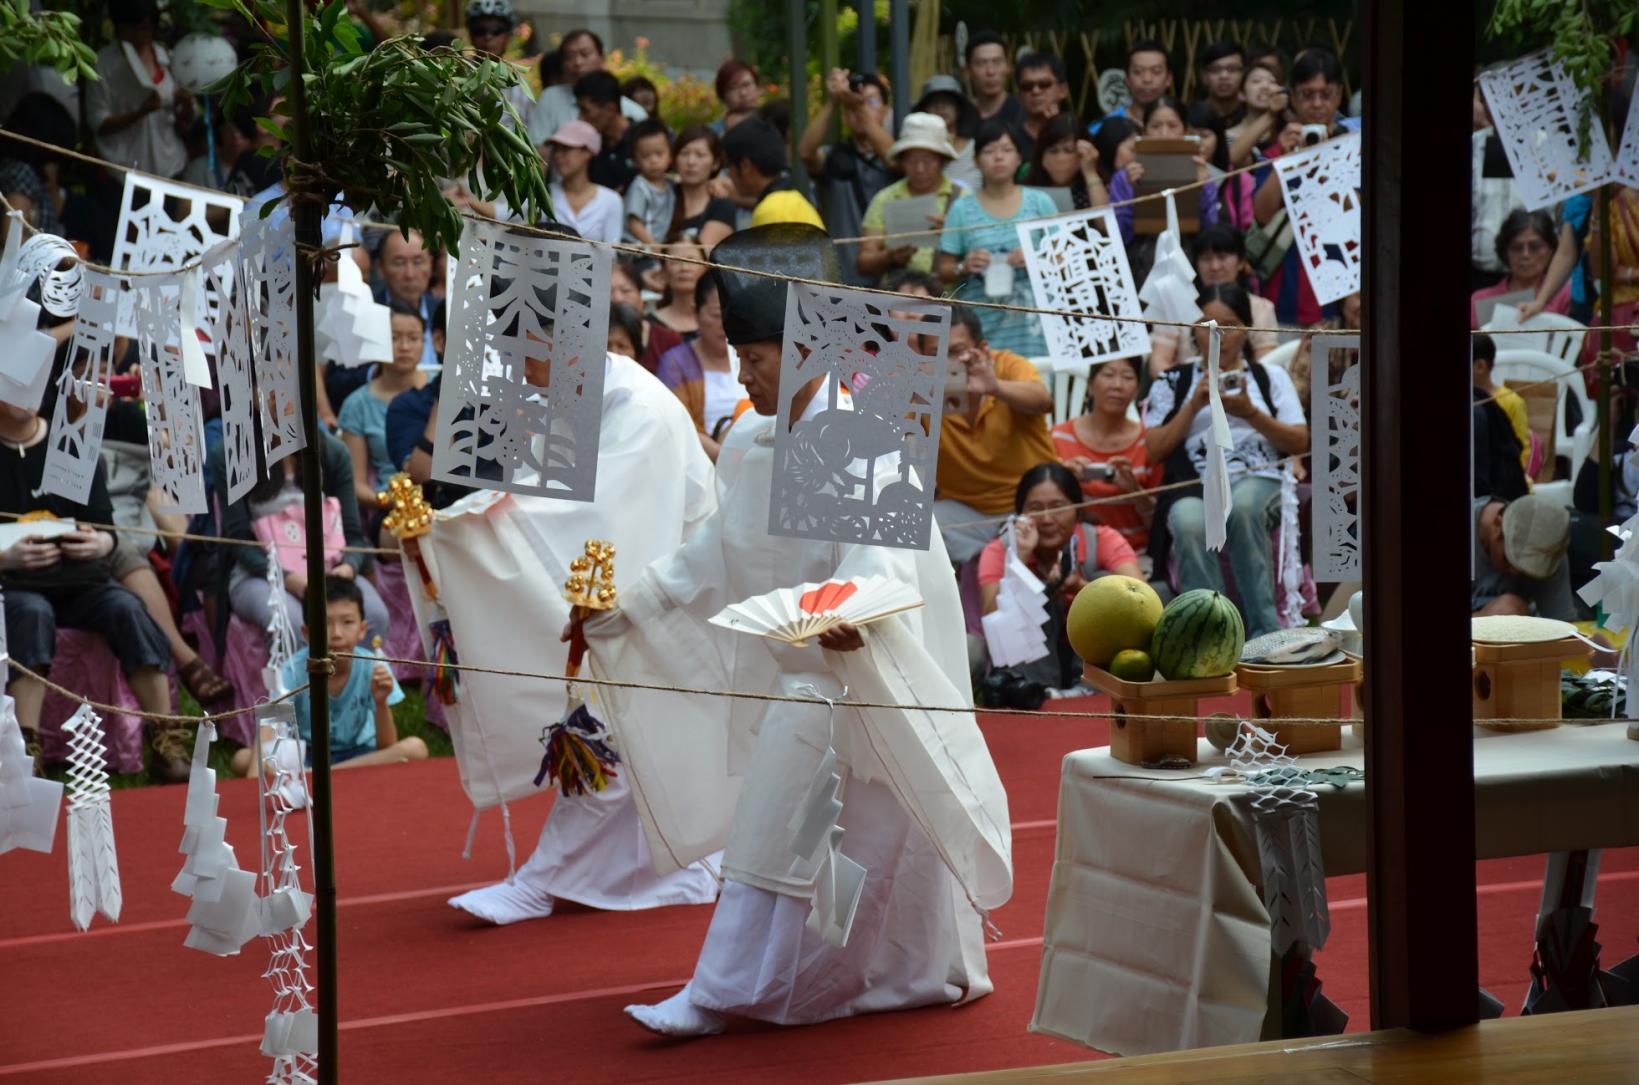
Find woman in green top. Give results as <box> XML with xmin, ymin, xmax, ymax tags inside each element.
<box><xmin>857</xmin><ymin>111</ymin><xmax>964</xmax><ymax>280</ymax></box>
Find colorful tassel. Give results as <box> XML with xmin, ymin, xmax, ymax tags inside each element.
<box><xmin>429</xmin><ymin>618</ymin><xmax>459</xmax><ymax>705</ymax></box>
<box><xmin>534</xmin><ymin>702</ymin><xmax>620</xmax><ymax>797</ymax></box>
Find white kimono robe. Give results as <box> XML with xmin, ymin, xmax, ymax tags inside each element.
<box><xmin>407</xmin><ymin>354</ymin><xmax>719</xmax><ymax>909</ymax></box>
<box><xmin>586</xmin><ymin>393</ymin><xmax>1013</xmax><ymax>1022</ymax></box>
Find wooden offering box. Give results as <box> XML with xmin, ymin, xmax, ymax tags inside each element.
<box><xmin>1084</xmin><ymin>664</ymin><xmax>1237</xmax><ymax>765</ymax></box>
<box><xmin>1236</xmin><ymin>658</ymin><xmax>1362</xmax><ymax>755</ymax></box>
<box><xmin>1471</xmin><ymin>637</ymin><xmax>1587</xmax><ymax>731</ymax></box>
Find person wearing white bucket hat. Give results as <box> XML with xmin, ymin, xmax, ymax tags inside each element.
<box><xmin>858</xmin><ymin>112</ymin><xmax>967</xmax><ymax>279</ymax></box>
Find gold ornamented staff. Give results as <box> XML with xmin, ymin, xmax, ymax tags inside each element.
<box><xmin>540</xmin><ymin>540</ymin><xmax>620</xmax><ymax>796</ymax></box>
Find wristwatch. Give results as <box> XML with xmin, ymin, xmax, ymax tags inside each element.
<box><xmin>415</xmin><ymin>436</ymin><xmax>435</xmax><ymax>456</ymax></box>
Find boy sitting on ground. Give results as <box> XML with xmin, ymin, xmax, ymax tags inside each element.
<box><xmin>231</xmin><ymin>577</ymin><xmax>427</xmax><ymax>774</ymax></box>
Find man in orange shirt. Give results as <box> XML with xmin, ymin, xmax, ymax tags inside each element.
<box><xmin>928</xmin><ymin>305</ymin><xmax>1056</xmax><ymax>563</ymax></box>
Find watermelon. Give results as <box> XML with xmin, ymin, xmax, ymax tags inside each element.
<box><xmin>1150</xmin><ymin>590</ymin><xmax>1245</xmax><ymax>680</ymax></box>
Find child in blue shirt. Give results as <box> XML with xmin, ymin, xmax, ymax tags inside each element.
<box><xmin>231</xmin><ymin>577</ymin><xmax>428</xmax><ymax>773</ymax></box>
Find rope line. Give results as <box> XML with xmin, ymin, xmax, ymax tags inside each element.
<box><xmin>335</xmin><ymin>650</ymin><xmax>1618</xmax><ymax>731</ymax></box>
<box><xmin>3</xmin><ymin>129</ymin><xmax>1636</xmax><ymax>339</ymax></box>
<box><xmin>8</xmin><ymin>659</ymin><xmax>310</xmax><ymax>725</ymax></box>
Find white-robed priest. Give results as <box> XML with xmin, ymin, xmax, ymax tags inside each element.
<box><xmin>408</xmin><ymin>223</ymin><xmax>722</xmax><ymax>924</ymax></box>
<box><xmin>581</xmin><ymin>225</ymin><xmax>1013</xmax><ymax>1036</ymax></box>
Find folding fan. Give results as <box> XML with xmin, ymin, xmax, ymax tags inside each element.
<box><xmin>709</xmin><ymin>575</ymin><xmax>924</xmax><ymax>647</ymax></box>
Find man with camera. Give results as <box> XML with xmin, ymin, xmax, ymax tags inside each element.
<box><xmin>929</xmin><ymin>306</ymin><xmax>1055</xmax><ymax>565</ymax></box>
<box><xmin>798</xmin><ymin>68</ymin><xmax>898</xmax><ymax>285</ymax></box>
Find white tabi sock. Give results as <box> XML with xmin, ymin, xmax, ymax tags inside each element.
<box><xmin>624</xmin><ymin>984</ymin><xmax>726</xmax><ymax>1037</ymax></box>
<box><xmin>446</xmin><ymin>879</ymin><xmax>555</xmax><ymax>925</ymax></box>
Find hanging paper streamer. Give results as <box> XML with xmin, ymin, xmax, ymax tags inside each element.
<box><xmin>64</xmin><ymin>705</ymin><xmax>122</xmax><ymax>931</ymax></box>
<box><xmin>1271</xmin><ymin>133</ymin><xmax>1362</xmax><ymax>307</ymax></box>
<box><xmin>316</xmin><ymin>222</ymin><xmax>392</xmax><ymax>368</ymax></box>
<box><xmin>1309</xmin><ymin>334</ymin><xmax>1362</xmax><ymax>580</ymax></box>
<box><xmin>431</xmin><ymin>218</ymin><xmax>613</xmax><ymax>500</ymax></box>
<box><xmin>15</xmin><ymin>232</ymin><xmax>84</xmax><ymax>317</ymax></box>
<box><xmin>1017</xmin><ymin>206</ymin><xmax>1150</xmax><ymax>366</ymax></box>
<box><xmin>768</xmin><ymin>282</ymin><xmax>951</xmax><ymax>550</ymax></box>
<box><xmin>1201</xmin><ymin>322</ymin><xmax>1233</xmax><ymax>553</ymax></box>
<box><xmin>1576</xmin><ymin>427</ymin><xmax>1639</xmax><ymax>717</ymax></box>
<box><xmin>1277</xmin><ymin>463</ymin><xmax>1306</xmax><ymax>631</ymax></box>
<box><xmin>980</xmin><ymin>519</ymin><xmax>1052</xmax><ymax>667</ymax></box>
<box><xmin>1226</xmin><ymin>724</ymin><xmax>1331</xmax><ymax>955</ymax></box>
<box><xmin>1479</xmin><ymin>52</ymin><xmax>1614</xmax><ymax>210</ymax></box>
<box><xmin>0</xmin><ymin>694</ymin><xmax>63</xmax><ymax>854</ymax></box>
<box><xmin>132</xmin><ymin>275</ymin><xmax>209</xmax><ymax>514</ymax></box>
<box><xmin>254</xmin><ymin>703</ymin><xmax>318</xmax><ymax>1084</ymax></box>
<box><xmin>204</xmin><ymin>248</ymin><xmax>261</xmax><ymax>503</ymax></box>
<box><xmin>109</xmin><ymin>172</ymin><xmax>242</xmax><ymax>336</ymax></box>
<box><xmin>0</xmin><ymin>211</ymin><xmax>60</xmax><ymax>412</ymax></box>
<box><xmin>786</xmin><ymin>686</ymin><xmax>866</xmax><ymax>950</ymax></box>
<box><xmin>1616</xmin><ymin>78</ymin><xmax>1639</xmax><ymax>188</ymax></box>
<box><xmin>40</xmin><ymin>270</ymin><xmax>123</xmax><ymax>504</ymax></box>
<box><xmin>0</xmin><ymin>209</ymin><xmax>28</xmax><ymax>315</ymax></box>
<box><xmin>173</xmin><ymin>722</ymin><xmax>261</xmax><ymax>955</ymax></box>
<box><xmin>1137</xmin><ymin>192</ymin><xmax>1203</xmax><ymax>326</ymax></box>
<box><xmin>177</xmin><ymin>273</ymin><xmax>213</xmax><ymax>388</ymax></box>
<box><xmin>240</xmin><ymin>214</ymin><xmax>307</xmax><ymax>469</ymax></box>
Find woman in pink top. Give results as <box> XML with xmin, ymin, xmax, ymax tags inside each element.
<box><xmin>1049</xmin><ymin>357</ymin><xmax>1161</xmax><ymax>550</ymax></box>
<box><xmin>1470</xmin><ymin>208</ymin><xmax>1572</xmax><ymax>328</ymax></box>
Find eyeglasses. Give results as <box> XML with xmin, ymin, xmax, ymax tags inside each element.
<box><xmin>1022</xmin><ymin>502</ymin><xmax>1075</xmax><ymax>515</ymax></box>
<box><xmin>1204</xmin><ymin>62</ymin><xmax>1243</xmax><ymax>77</ymax></box>
<box><xmin>1294</xmin><ymin>86</ymin><xmax>1337</xmax><ymax>104</ymax></box>
<box><xmin>469</xmin><ymin>22</ymin><xmax>508</xmax><ymax>38</ymax></box>
<box><xmin>1508</xmin><ymin>239</ymin><xmax>1550</xmax><ymax>255</ymax></box>
<box><xmin>385</xmin><ymin>256</ymin><xmax>431</xmax><ymax>271</ymax></box>
<box><xmin>1018</xmin><ymin>79</ymin><xmax>1057</xmax><ymax>93</ymax></box>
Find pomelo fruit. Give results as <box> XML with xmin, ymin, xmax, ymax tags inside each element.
<box><xmin>1066</xmin><ymin>575</ymin><xmax>1164</xmax><ymax>666</ymax></box>
<box><xmin>1108</xmin><ymin>649</ymin><xmax>1155</xmax><ymax>682</ymax></box>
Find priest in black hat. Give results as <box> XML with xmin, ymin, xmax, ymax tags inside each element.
<box><xmin>582</xmin><ymin>224</ymin><xmax>1011</xmax><ymax>1036</ymax></box>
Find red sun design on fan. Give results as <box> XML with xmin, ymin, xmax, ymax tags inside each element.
<box><xmin>799</xmin><ymin>581</ymin><xmax>858</xmax><ymax>614</ymax></box>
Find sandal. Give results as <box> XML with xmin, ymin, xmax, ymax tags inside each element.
<box><xmin>178</xmin><ymin>657</ymin><xmax>235</xmax><ymax>707</ymax></box>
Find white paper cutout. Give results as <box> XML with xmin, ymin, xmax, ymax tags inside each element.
<box><xmin>110</xmin><ymin>172</ymin><xmax>243</xmax><ymax>336</ymax></box>
<box><xmin>1616</xmin><ymin>78</ymin><xmax>1639</xmax><ymax>188</ymax></box>
<box><xmin>205</xmin><ymin>251</ymin><xmax>260</xmax><ymax>503</ymax></box>
<box><xmin>316</xmin><ymin>223</ymin><xmax>392</xmax><ymax>368</ymax></box>
<box><xmin>15</xmin><ymin>233</ymin><xmax>84</xmax><ymax>317</ymax></box>
<box><xmin>786</xmin><ymin>688</ymin><xmax>865</xmax><ymax>949</ymax></box>
<box><xmin>63</xmin><ymin>705</ymin><xmax>122</xmax><ymax>931</ymax></box>
<box><xmin>1226</xmin><ymin>724</ymin><xmax>1330</xmax><ymax>954</ymax></box>
<box><xmin>1272</xmin><ymin>134</ymin><xmax>1362</xmax><ymax>307</ymax></box>
<box><xmin>1576</xmin><ymin>472</ymin><xmax>1639</xmax><ymax>717</ymax></box>
<box><xmin>1479</xmin><ymin>52</ymin><xmax>1614</xmax><ymax>211</ymax></box>
<box><xmin>240</xmin><ymin>214</ymin><xmax>307</xmax><ymax>469</ymax></box>
<box><xmin>1202</xmin><ymin>323</ymin><xmax>1233</xmax><ymax>553</ymax></box>
<box><xmin>174</xmin><ymin>722</ymin><xmax>261</xmax><ymax>955</ymax></box>
<box><xmin>1137</xmin><ymin>193</ymin><xmax>1203</xmax><ymax>326</ymax></box>
<box><xmin>980</xmin><ymin>520</ymin><xmax>1051</xmax><ymax>667</ymax></box>
<box><xmin>42</xmin><ymin>270</ymin><xmax>122</xmax><ymax>504</ymax></box>
<box><xmin>132</xmin><ymin>276</ymin><xmax>208</xmax><ymax>514</ymax></box>
<box><xmin>178</xmin><ymin>274</ymin><xmax>212</xmax><ymax>388</ymax></box>
<box><xmin>0</xmin><ymin>293</ymin><xmax>58</xmax><ymax>411</ymax></box>
<box><xmin>0</xmin><ymin>694</ymin><xmax>63</xmax><ymax>854</ymax></box>
<box><xmin>0</xmin><ymin>586</ymin><xmax>7</xmax><ymax>687</ymax></box>
<box><xmin>1310</xmin><ymin>334</ymin><xmax>1362</xmax><ymax>580</ymax></box>
<box><xmin>1277</xmin><ymin>462</ymin><xmax>1305</xmax><ymax>630</ymax></box>
<box><xmin>432</xmin><ymin>219</ymin><xmax>613</xmax><ymax>500</ymax></box>
<box><xmin>1017</xmin><ymin>207</ymin><xmax>1151</xmax><ymax>366</ymax></box>
<box><xmin>255</xmin><ymin>703</ymin><xmax>318</xmax><ymax>1083</ymax></box>
<box><xmin>769</xmin><ymin>283</ymin><xmax>950</xmax><ymax>549</ymax></box>
<box><xmin>0</xmin><ymin>210</ymin><xmax>26</xmax><ymax>318</ymax></box>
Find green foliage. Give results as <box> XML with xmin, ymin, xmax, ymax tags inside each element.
<box><xmin>204</xmin><ymin>0</ymin><xmax>549</xmax><ymax>255</ymax></box>
<box><xmin>1488</xmin><ymin>0</ymin><xmax>1638</xmax><ymax>150</ymax></box>
<box><xmin>0</xmin><ymin>0</ymin><xmax>98</xmax><ymax>82</ymax></box>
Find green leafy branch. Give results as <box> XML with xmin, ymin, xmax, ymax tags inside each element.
<box><xmin>1488</xmin><ymin>0</ymin><xmax>1638</xmax><ymax>152</ymax></box>
<box><xmin>0</xmin><ymin>0</ymin><xmax>98</xmax><ymax>82</ymax></box>
<box><xmin>202</xmin><ymin>0</ymin><xmax>549</xmax><ymax>254</ymax></box>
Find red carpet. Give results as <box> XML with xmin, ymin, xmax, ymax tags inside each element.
<box><xmin>2</xmin><ymin>701</ymin><xmax>1635</xmax><ymax>1083</ymax></box>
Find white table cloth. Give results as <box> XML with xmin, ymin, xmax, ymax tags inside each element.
<box><xmin>1030</xmin><ymin>724</ymin><xmax>1639</xmax><ymax>1056</ymax></box>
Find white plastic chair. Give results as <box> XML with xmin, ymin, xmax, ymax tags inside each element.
<box><xmin>1050</xmin><ymin>363</ymin><xmax>1141</xmax><ymax>426</ymax></box>
<box><xmin>1259</xmin><ymin>339</ymin><xmax>1301</xmax><ymax>373</ymax></box>
<box><xmin>1492</xmin><ymin>347</ymin><xmax>1594</xmax><ymax>507</ymax></box>
<box><xmin>1482</xmin><ymin>312</ymin><xmax>1587</xmax><ymax>366</ymax></box>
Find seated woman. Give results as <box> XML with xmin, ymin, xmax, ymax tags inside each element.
<box><xmin>1471</xmin><ymin>207</ymin><xmax>1572</xmax><ymax>328</ymax></box>
<box><xmin>1049</xmin><ymin>357</ymin><xmax>1161</xmax><ymax>553</ymax></box>
<box><xmin>1148</xmin><ymin>224</ymin><xmax>1279</xmax><ymax>373</ymax></box>
<box><xmin>1144</xmin><ymin>284</ymin><xmax>1308</xmax><ymax>639</ymax></box>
<box><xmin>641</xmin><ymin>238</ymin><xmax>706</xmax><ymax>372</ymax></box>
<box><xmin>607</xmin><ymin>303</ymin><xmax>646</xmax><ymax>362</ymax></box>
<box><xmin>337</xmin><ymin>301</ymin><xmax>428</xmax><ymax>540</ymax></box>
<box><xmin>1109</xmin><ymin>96</ymin><xmax>1220</xmax><ymax>245</ymax></box>
<box><xmin>1023</xmin><ymin>112</ymin><xmax>1109</xmax><ymax>211</ymax></box>
<box><xmin>656</xmin><ymin>272</ymin><xmax>738</xmax><ymax>460</ymax></box>
<box><xmin>210</xmin><ymin>428</ymin><xmax>390</xmax><ymax>651</ymax></box>
<box><xmin>976</xmin><ymin>462</ymin><xmax>1142</xmax><ymax>699</ymax></box>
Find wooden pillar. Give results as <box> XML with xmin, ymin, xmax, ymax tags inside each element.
<box><xmin>1361</xmin><ymin>0</ymin><xmax>1479</xmax><ymax>1032</ymax></box>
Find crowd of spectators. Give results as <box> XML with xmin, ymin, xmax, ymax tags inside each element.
<box><xmin>3</xmin><ymin>2</ymin><xmax>1636</xmax><ymax>762</ymax></box>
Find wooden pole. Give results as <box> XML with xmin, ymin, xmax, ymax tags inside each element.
<box><xmin>889</xmin><ymin>0</ymin><xmax>910</xmax><ymax>128</ymax></box>
<box><xmin>1360</xmin><ymin>0</ymin><xmax>1479</xmax><ymax>1032</ymax></box>
<box><xmin>820</xmin><ymin>0</ymin><xmax>839</xmax><ymax>145</ymax></box>
<box><xmin>280</xmin><ymin>1</ymin><xmax>339</xmax><ymax>1078</ymax></box>
<box><xmin>1597</xmin><ymin>177</ymin><xmax>1615</xmax><ymax>561</ymax></box>
<box><xmin>788</xmin><ymin>0</ymin><xmax>812</xmax><ymax>199</ymax></box>
<box><xmin>857</xmin><ymin>0</ymin><xmax>877</xmax><ymax>74</ymax></box>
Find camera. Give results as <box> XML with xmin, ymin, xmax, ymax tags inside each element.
<box><xmin>1218</xmin><ymin>369</ymin><xmax>1245</xmax><ymax>395</ymax></box>
<box><xmin>1300</xmin><ymin>123</ymin><xmax>1329</xmax><ymax>147</ymax></box>
<box><xmin>978</xmin><ymin>669</ymin><xmax>1050</xmax><ymax>711</ymax></box>
<box><xmin>1079</xmin><ymin>462</ymin><xmax>1114</xmax><ymax>481</ymax></box>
